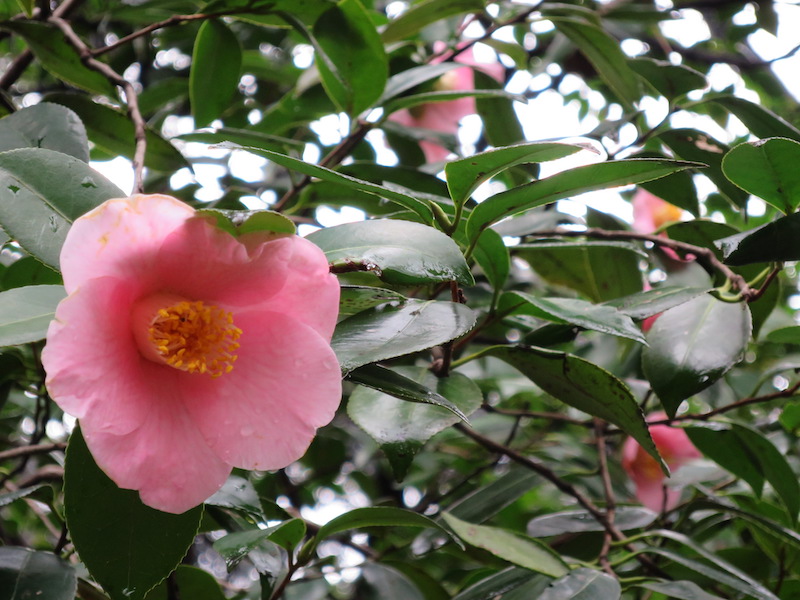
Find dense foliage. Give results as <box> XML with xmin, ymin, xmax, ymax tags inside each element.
<box><xmin>1</xmin><ymin>0</ymin><xmax>800</xmax><ymax>598</ymax></box>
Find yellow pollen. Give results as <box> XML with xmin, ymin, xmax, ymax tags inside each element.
<box><xmin>148</xmin><ymin>300</ymin><xmax>242</xmax><ymax>378</ymax></box>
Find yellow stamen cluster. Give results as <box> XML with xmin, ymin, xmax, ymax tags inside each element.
<box><xmin>149</xmin><ymin>300</ymin><xmax>242</xmax><ymax>378</ymax></box>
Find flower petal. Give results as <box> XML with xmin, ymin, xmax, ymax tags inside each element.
<box><xmin>42</xmin><ymin>277</ymin><xmax>151</xmax><ymax>436</ymax></box>
<box><xmin>81</xmin><ymin>391</ymin><xmax>231</xmax><ymax>514</ymax></box>
<box><xmin>60</xmin><ymin>195</ymin><xmax>193</xmax><ymax>294</ymax></box>
<box><xmin>182</xmin><ymin>311</ymin><xmax>342</xmax><ymax>471</ymax></box>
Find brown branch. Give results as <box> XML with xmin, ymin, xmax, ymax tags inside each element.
<box><xmin>49</xmin><ymin>16</ymin><xmax>147</xmax><ymax>192</ymax></box>
<box><xmin>0</xmin><ymin>442</ymin><xmax>65</xmax><ymax>462</ymax></box>
<box><xmin>531</xmin><ymin>228</ymin><xmax>753</xmax><ymax>299</ymax></box>
<box><xmin>594</xmin><ymin>419</ymin><xmax>617</xmax><ymax>577</ymax></box>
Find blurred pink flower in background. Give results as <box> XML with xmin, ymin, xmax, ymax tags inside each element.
<box><xmin>43</xmin><ymin>194</ymin><xmax>342</xmax><ymax>513</ymax></box>
<box><xmin>622</xmin><ymin>413</ymin><xmax>701</xmax><ymax>512</ymax></box>
<box><xmin>632</xmin><ymin>188</ymin><xmax>684</xmax><ymax>234</ymax></box>
<box><xmin>389</xmin><ymin>44</ymin><xmax>504</xmax><ymax>163</ymax></box>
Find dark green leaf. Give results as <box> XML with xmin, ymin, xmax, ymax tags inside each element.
<box><xmin>45</xmin><ymin>93</ymin><xmax>189</xmax><ymax>172</ymax></box>
<box><xmin>701</xmin><ymin>96</ymin><xmax>800</xmax><ymax>143</ymax></box>
<box><xmin>338</xmin><ymin>286</ymin><xmax>407</xmax><ymax>317</ymax></box>
<box><xmin>379</xmin><ymin>63</ymin><xmax>463</xmax><ymax>105</ymax></box>
<box><xmin>313</xmin><ymin>0</ymin><xmax>387</xmax><ymax>115</ymax></box>
<box><xmin>64</xmin><ymin>428</ymin><xmax>203</xmax><ymax>600</ymax></box>
<box><xmin>447</xmin><ymin>466</ymin><xmax>539</xmax><ymax>524</ymax></box>
<box><xmin>308</xmin><ymin>219</ymin><xmax>473</xmax><ymax>286</ymax></box>
<box><xmin>629</xmin><ymin>59</ymin><xmax>706</xmax><ymax>100</ymax></box>
<box><xmin>332</xmin><ymin>299</ymin><xmax>477</xmax><ymax>372</ymax></box>
<box><xmin>442</xmin><ymin>513</ymin><xmax>569</xmax><ymax>577</ymax></box>
<box><xmin>638</xmin><ymin>580</ymin><xmax>725</xmax><ymax>600</ymax></box>
<box><xmin>716</xmin><ymin>212</ymin><xmax>800</xmax><ymax>265</ymax></box>
<box><xmin>472</xmin><ymin>227</ymin><xmax>509</xmax><ymax>292</ymax></box>
<box><xmin>144</xmin><ymin>566</ymin><xmax>226</xmax><ymax>600</ymax></box>
<box><xmin>1</xmin><ymin>22</ymin><xmax>116</xmax><ymax>96</ymax></box>
<box><xmin>527</xmin><ymin>507</ymin><xmax>657</xmax><ymax>536</ymax></box>
<box><xmin>0</xmin><ymin>547</ymin><xmax>76</xmax><ymax>600</ymax></box>
<box><xmin>359</xmin><ymin>563</ymin><xmax>424</xmax><ymax>600</ymax></box>
<box><xmin>178</xmin><ymin>128</ymin><xmax>305</xmax><ymax>152</ymax></box>
<box><xmin>466</xmin><ymin>159</ymin><xmax>700</xmax><ymax>242</ymax></box>
<box><xmin>474</xmin><ymin>70</ymin><xmax>525</xmax><ymax>147</ymax></box>
<box><xmin>315</xmin><ymin>507</ymin><xmax>451</xmax><ymax>547</ymax></box>
<box><xmin>0</xmin><ymin>285</ymin><xmax>65</xmax><ymax>346</ymax></box>
<box><xmin>0</xmin><ymin>103</ymin><xmax>88</xmax><ymax>161</ymax></box>
<box><xmin>453</xmin><ymin>567</ymin><xmax>545</xmax><ymax>600</ymax></box>
<box><xmin>766</xmin><ymin>326</ymin><xmax>800</xmax><ymax>344</ymax></box>
<box><xmin>642</xmin><ymin>295</ymin><xmax>751</xmax><ymax>416</ymax></box>
<box><xmin>607</xmin><ymin>286</ymin><xmax>710</xmax><ymax>320</ymax></box>
<box><xmin>445</xmin><ymin>142</ymin><xmax>589</xmax><ymax>207</ymax></box>
<box><xmin>539</xmin><ymin>568</ymin><xmax>621</xmax><ymax>600</ymax></box>
<box><xmin>722</xmin><ymin>137</ymin><xmax>800</xmax><ymax>214</ymax></box>
<box><xmin>0</xmin><ymin>148</ymin><xmax>124</xmax><ymax>269</ymax></box>
<box><xmin>190</xmin><ymin>20</ymin><xmax>242</xmax><ymax>128</ymax></box>
<box><xmin>381</xmin><ymin>0</ymin><xmax>484</xmax><ymax>42</ymax></box>
<box><xmin>204</xmin><ymin>475</ymin><xmax>264</xmax><ymax>520</ymax></box>
<box><xmin>478</xmin><ymin>345</ymin><xmax>665</xmax><ymax>471</ymax></box>
<box><xmin>197</xmin><ymin>209</ymin><xmax>296</xmax><ymax>237</ymax></box>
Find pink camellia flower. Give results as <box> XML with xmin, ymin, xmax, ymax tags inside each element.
<box><xmin>632</xmin><ymin>188</ymin><xmax>683</xmax><ymax>234</ymax></box>
<box><xmin>389</xmin><ymin>45</ymin><xmax>504</xmax><ymax>163</ymax></box>
<box><xmin>42</xmin><ymin>194</ymin><xmax>342</xmax><ymax>514</ymax></box>
<box><xmin>622</xmin><ymin>413</ymin><xmax>701</xmax><ymax>512</ymax></box>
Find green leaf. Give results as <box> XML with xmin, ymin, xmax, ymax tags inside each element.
<box><xmin>348</xmin><ymin>366</ymin><xmax>481</xmax><ymax>478</ymax></box>
<box><xmin>722</xmin><ymin>137</ymin><xmax>800</xmax><ymax>214</ymax></box>
<box><xmin>0</xmin><ymin>103</ymin><xmax>88</xmax><ymax>161</ymax></box>
<box><xmin>196</xmin><ymin>209</ymin><xmax>296</xmax><ymax>237</ymax></box>
<box><xmin>144</xmin><ymin>566</ymin><xmax>226</xmax><ymax>600</ymax></box>
<box><xmin>382</xmin><ymin>88</ymin><xmax>525</xmax><ymax>120</ymax></box>
<box><xmin>638</xmin><ymin>580</ymin><xmax>725</xmax><ymax>600</ymax></box>
<box><xmin>308</xmin><ymin>219</ymin><xmax>473</xmax><ymax>286</ymax></box>
<box><xmin>472</xmin><ymin>227</ymin><xmax>509</xmax><ymax>293</ymax></box>
<box><xmin>445</xmin><ymin>142</ymin><xmax>589</xmax><ymax>207</ymax></box>
<box><xmin>629</xmin><ymin>59</ymin><xmax>706</xmax><ymax>101</ymax></box>
<box><xmin>381</xmin><ymin>0</ymin><xmax>484</xmax><ymax>42</ymax></box>
<box><xmin>642</xmin><ymin>295</ymin><xmax>751</xmax><ymax>416</ymax></box>
<box><xmin>0</xmin><ymin>148</ymin><xmax>124</xmax><ymax>269</ymax></box>
<box><xmin>478</xmin><ymin>345</ymin><xmax>665</xmax><ymax>471</ymax></box>
<box><xmin>527</xmin><ymin>507</ymin><xmax>657</xmax><ymax>536</ymax></box>
<box><xmin>190</xmin><ymin>20</ymin><xmax>242</xmax><ymax>128</ymax></box>
<box><xmin>44</xmin><ymin>93</ymin><xmax>189</xmax><ymax>173</ymax></box>
<box><xmin>0</xmin><ymin>547</ymin><xmax>76</xmax><ymax>600</ymax></box>
<box><xmin>359</xmin><ymin>563</ymin><xmax>424</xmax><ymax>600</ymax></box>
<box><xmin>379</xmin><ymin>63</ymin><xmax>463</xmax><ymax>105</ymax></box>
<box><xmin>0</xmin><ymin>22</ymin><xmax>116</xmax><ymax>96</ymax></box>
<box><xmin>447</xmin><ymin>466</ymin><xmax>539</xmax><ymax>524</ymax></box>
<box><xmin>64</xmin><ymin>428</ymin><xmax>203</xmax><ymax>600</ymax></box>
<box><xmin>606</xmin><ymin>286</ymin><xmax>710</xmax><ymax>320</ymax></box>
<box><xmin>539</xmin><ymin>568</ymin><xmax>621</xmax><ymax>600</ymax></box>
<box><xmin>766</xmin><ymin>326</ymin><xmax>800</xmax><ymax>344</ymax></box>
<box><xmin>465</xmin><ymin>159</ymin><xmax>700</xmax><ymax>242</ymax></box>
<box><xmin>516</xmin><ymin>241</ymin><xmax>643</xmax><ymax>303</ymax></box>
<box><xmin>475</xmin><ymin>70</ymin><xmax>525</xmax><ymax>147</ymax></box>
<box><xmin>204</xmin><ymin>475</ymin><xmax>264</xmax><ymax>520</ymax></box>
<box><xmin>500</xmin><ymin>291</ymin><xmax>646</xmax><ymax>344</ymax></box>
<box><xmin>332</xmin><ymin>299</ymin><xmax>476</xmax><ymax>372</ymax></box>
<box><xmin>442</xmin><ymin>513</ymin><xmax>569</xmax><ymax>577</ymax></box>
<box><xmin>213</xmin><ymin>529</ymin><xmax>285</xmax><ymax>574</ymax></box>
<box><xmin>701</xmin><ymin>96</ymin><xmax>800</xmax><ymax>143</ymax></box>
<box><xmin>453</xmin><ymin>567</ymin><xmax>546</xmax><ymax>600</ymax></box>
<box><xmin>338</xmin><ymin>285</ymin><xmax>407</xmax><ymax>317</ymax></box>
<box><xmin>177</xmin><ymin>128</ymin><xmax>305</xmax><ymax>152</ymax></box>
<box><xmin>313</xmin><ymin>0</ymin><xmax>387</xmax><ymax>115</ymax></box>
<box><xmin>221</xmin><ymin>144</ymin><xmax>433</xmax><ymax>221</ymax></box>
<box><xmin>716</xmin><ymin>212</ymin><xmax>800</xmax><ymax>265</ymax></box>
<box><xmin>0</xmin><ymin>285</ymin><xmax>65</xmax><ymax>346</ymax></box>
<box><xmin>14</xmin><ymin>0</ymin><xmax>33</xmax><ymax>16</ymax></box>
<box><xmin>553</xmin><ymin>17</ymin><xmax>643</xmax><ymax>108</ymax></box>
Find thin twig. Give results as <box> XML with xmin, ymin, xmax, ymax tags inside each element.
<box><xmin>594</xmin><ymin>419</ymin><xmax>617</xmax><ymax>577</ymax></box>
<box><xmin>0</xmin><ymin>442</ymin><xmax>65</xmax><ymax>462</ymax></box>
<box><xmin>49</xmin><ymin>16</ymin><xmax>147</xmax><ymax>192</ymax></box>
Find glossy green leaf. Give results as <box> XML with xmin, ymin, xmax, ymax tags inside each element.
<box><xmin>213</xmin><ymin>529</ymin><xmax>285</xmax><ymax>574</ymax></box>
<box><xmin>445</xmin><ymin>142</ymin><xmax>589</xmax><ymax>206</ymax></box>
<box><xmin>527</xmin><ymin>507</ymin><xmax>657</xmax><ymax>537</ymax></box>
<box><xmin>315</xmin><ymin>507</ymin><xmax>451</xmax><ymax>546</ymax></box>
<box><xmin>453</xmin><ymin>567</ymin><xmax>545</xmax><ymax>600</ymax></box>
<box><xmin>516</xmin><ymin>241</ymin><xmax>643</xmax><ymax>303</ymax></box>
<box><xmin>178</xmin><ymin>128</ymin><xmax>305</xmax><ymax>151</ymax></box>
<box><xmin>472</xmin><ymin>227</ymin><xmax>509</xmax><ymax>292</ymax></box>
<box><xmin>190</xmin><ymin>20</ymin><xmax>242</xmax><ymax>127</ymax></box>
<box><xmin>204</xmin><ymin>475</ymin><xmax>264</xmax><ymax>520</ymax></box>
<box><xmin>479</xmin><ymin>345</ymin><xmax>665</xmax><ymax>471</ymax></box>
<box><xmin>378</xmin><ymin>63</ymin><xmax>463</xmax><ymax>104</ymax></box>
<box><xmin>0</xmin><ymin>148</ymin><xmax>124</xmax><ymax>269</ymax></box>
<box><xmin>332</xmin><ymin>299</ymin><xmax>477</xmax><ymax>371</ymax></box>
<box><xmin>348</xmin><ymin>366</ymin><xmax>481</xmax><ymax>478</ymax></box>
<box><xmin>466</xmin><ymin>159</ymin><xmax>700</xmax><ymax>242</ymax></box>
<box><xmin>656</xmin><ymin>129</ymin><xmax>747</xmax><ymax>208</ymax></box>
<box><xmin>716</xmin><ymin>212</ymin><xmax>800</xmax><ymax>265</ymax></box>
<box><xmin>722</xmin><ymin>137</ymin><xmax>800</xmax><ymax>213</ymax></box>
<box><xmin>766</xmin><ymin>326</ymin><xmax>800</xmax><ymax>344</ymax></box>
<box><xmin>447</xmin><ymin>466</ymin><xmax>539</xmax><ymax>524</ymax></box>
<box><xmin>64</xmin><ymin>428</ymin><xmax>203</xmax><ymax>600</ymax></box>
<box><xmin>474</xmin><ymin>69</ymin><xmax>525</xmax><ymax>147</ymax></box>
<box><xmin>553</xmin><ymin>17</ymin><xmax>642</xmax><ymax>108</ymax></box>
<box><xmin>607</xmin><ymin>286</ymin><xmax>710</xmax><ymax>320</ymax></box>
<box><xmin>197</xmin><ymin>209</ymin><xmax>296</xmax><ymax>237</ymax></box>
<box><xmin>442</xmin><ymin>513</ymin><xmax>569</xmax><ymax>577</ymax></box>
<box><xmin>338</xmin><ymin>286</ymin><xmax>407</xmax><ymax>317</ymax></box>
<box><xmin>0</xmin><ymin>103</ymin><xmax>88</xmax><ymax>161</ymax></box>
<box><xmin>222</xmin><ymin>144</ymin><xmax>433</xmax><ymax>221</ymax></box>
<box><xmin>2</xmin><ymin>256</ymin><xmax>60</xmax><ymax>290</ymax></box>
<box><xmin>638</xmin><ymin>580</ymin><xmax>725</xmax><ymax>600</ymax></box>
<box><xmin>0</xmin><ymin>547</ymin><xmax>76</xmax><ymax>600</ymax></box>
<box><xmin>145</xmin><ymin>566</ymin><xmax>226</xmax><ymax>600</ymax></box>
<box><xmin>347</xmin><ymin>364</ymin><xmax>473</xmax><ymax>422</ymax></box>
<box><xmin>308</xmin><ymin>219</ymin><xmax>473</xmax><ymax>286</ymax></box>
<box><xmin>1</xmin><ymin>22</ymin><xmax>116</xmax><ymax>96</ymax></box>
<box><xmin>629</xmin><ymin>58</ymin><xmax>707</xmax><ymax>100</ymax></box>
<box><xmin>0</xmin><ymin>484</ymin><xmax>50</xmax><ymax>508</ymax></box>
<box><xmin>539</xmin><ymin>568</ymin><xmax>620</xmax><ymax>600</ymax></box>
<box><xmin>0</xmin><ymin>285</ymin><xmax>65</xmax><ymax>346</ymax></box>
<box><xmin>45</xmin><ymin>93</ymin><xmax>189</xmax><ymax>172</ymax></box>
<box><xmin>359</xmin><ymin>563</ymin><xmax>424</xmax><ymax>600</ymax></box>
<box><xmin>642</xmin><ymin>295</ymin><xmax>751</xmax><ymax>416</ymax></box>
<box><xmin>500</xmin><ymin>291</ymin><xmax>646</xmax><ymax>344</ymax></box>
<box><xmin>381</xmin><ymin>0</ymin><xmax>483</xmax><ymax>42</ymax></box>
<box><xmin>313</xmin><ymin>0</ymin><xmax>387</xmax><ymax>115</ymax></box>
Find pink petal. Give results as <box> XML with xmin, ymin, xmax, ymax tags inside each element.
<box><xmin>42</xmin><ymin>277</ymin><xmax>151</xmax><ymax>436</ymax></box>
<box><xmin>81</xmin><ymin>391</ymin><xmax>231</xmax><ymax>514</ymax></box>
<box><xmin>60</xmin><ymin>195</ymin><xmax>193</xmax><ymax>294</ymax></box>
<box><xmin>182</xmin><ymin>311</ymin><xmax>342</xmax><ymax>471</ymax></box>
<box><xmin>633</xmin><ymin>476</ymin><xmax>679</xmax><ymax>512</ymax></box>
<box><xmin>253</xmin><ymin>235</ymin><xmax>340</xmax><ymax>340</ymax></box>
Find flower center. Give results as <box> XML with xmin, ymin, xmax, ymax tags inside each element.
<box><xmin>133</xmin><ymin>295</ymin><xmax>242</xmax><ymax>378</ymax></box>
